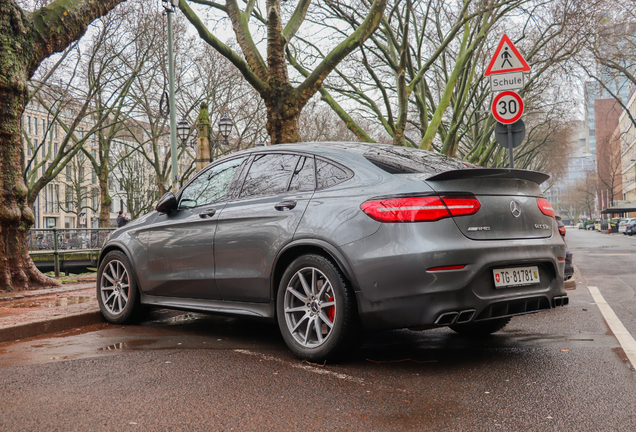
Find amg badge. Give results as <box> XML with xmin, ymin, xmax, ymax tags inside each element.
<box><xmin>467</xmin><ymin>226</ymin><xmax>491</xmax><ymax>231</ymax></box>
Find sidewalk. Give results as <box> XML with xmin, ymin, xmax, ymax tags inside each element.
<box><xmin>0</xmin><ymin>277</ymin><xmax>103</xmax><ymax>344</ymax></box>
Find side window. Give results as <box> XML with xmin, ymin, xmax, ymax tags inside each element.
<box><xmin>179</xmin><ymin>157</ymin><xmax>245</xmax><ymax>209</ymax></box>
<box><xmin>289</xmin><ymin>156</ymin><xmax>315</xmax><ymax>192</ymax></box>
<box><xmin>240</xmin><ymin>154</ymin><xmax>299</xmax><ymax>198</ymax></box>
<box><xmin>316</xmin><ymin>158</ymin><xmax>352</xmax><ymax>190</ymax></box>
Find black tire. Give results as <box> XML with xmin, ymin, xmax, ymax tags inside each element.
<box><xmin>97</xmin><ymin>250</ymin><xmax>140</xmax><ymax>324</ymax></box>
<box><xmin>450</xmin><ymin>317</ymin><xmax>512</xmax><ymax>337</ymax></box>
<box><xmin>276</xmin><ymin>254</ymin><xmax>360</xmax><ymax>362</ymax></box>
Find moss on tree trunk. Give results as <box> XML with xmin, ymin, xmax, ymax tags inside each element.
<box><xmin>0</xmin><ymin>0</ymin><xmax>125</xmax><ymax>291</ymax></box>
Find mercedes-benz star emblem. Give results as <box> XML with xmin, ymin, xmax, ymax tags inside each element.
<box><xmin>510</xmin><ymin>200</ymin><xmax>522</xmax><ymax>218</ymax></box>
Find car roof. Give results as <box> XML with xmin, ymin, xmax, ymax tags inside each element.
<box><xmin>228</xmin><ymin>142</ymin><xmax>475</xmax><ymax>176</ymax></box>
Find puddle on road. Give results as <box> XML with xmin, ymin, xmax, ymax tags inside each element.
<box><xmin>99</xmin><ymin>339</ymin><xmax>158</xmax><ymax>351</ymax></box>
<box><xmin>1</xmin><ymin>296</ymin><xmax>93</xmax><ymax>309</ymax></box>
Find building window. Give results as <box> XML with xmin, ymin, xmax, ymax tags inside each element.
<box><xmin>91</xmin><ymin>189</ymin><xmax>98</xmax><ymax>209</ymax></box>
<box><xmin>65</xmin><ymin>187</ymin><xmax>74</xmax><ymax>212</ymax></box>
<box><xmin>53</xmin><ymin>123</ymin><xmax>57</xmax><ymax>139</ymax></box>
<box><xmin>92</xmin><ymin>168</ymin><xmax>96</xmax><ymax>184</ymax></box>
<box><xmin>64</xmin><ymin>216</ymin><xmax>74</xmax><ymax>229</ymax></box>
<box><xmin>66</xmin><ymin>166</ymin><xmax>72</xmax><ymax>182</ymax></box>
<box><xmin>41</xmin><ymin>119</ymin><xmax>46</xmax><ymax>136</ymax></box>
<box><xmin>34</xmin><ymin>117</ymin><xmax>38</xmax><ymax>135</ymax></box>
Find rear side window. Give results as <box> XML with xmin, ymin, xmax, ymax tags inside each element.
<box><xmin>240</xmin><ymin>153</ymin><xmax>299</xmax><ymax>198</ymax></box>
<box><xmin>316</xmin><ymin>158</ymin><xmax>352</xmax><ymax>190</ymax></box>
<box><xmin>289</xmin><ymin>156</ymin><xmax>315</xmax><ymax>192</ymax></box>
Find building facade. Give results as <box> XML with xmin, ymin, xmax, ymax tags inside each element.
<box><xmin>22</xmin><ymin>100</ymin><xmax>188</xmax><ymax>228</ymax></box>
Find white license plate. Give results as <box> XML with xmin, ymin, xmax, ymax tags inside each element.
<box><xmin>493</xmin><ymin>266</ymin><xmax>540</xmax><ymax>288</ymax></box>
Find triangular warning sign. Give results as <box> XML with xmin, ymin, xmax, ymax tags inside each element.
<box><xmin>484</xmin><ymin>34</ymin><xmax>531</xmax><ymax>76</ymax></box>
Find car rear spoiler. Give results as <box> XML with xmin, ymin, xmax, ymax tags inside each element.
<box><xmin>426</xmin><ymin>168</ymin><xmax>549</xmax><ymax>185</ymax></box>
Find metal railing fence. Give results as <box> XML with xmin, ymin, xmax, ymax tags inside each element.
<box><xmin>27</xmin><ymin>228</ymin><xmax>116</xmax><ymax>277</ymax></box>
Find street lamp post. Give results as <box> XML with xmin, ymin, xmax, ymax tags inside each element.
<box><xmin>177</xmin><ymin>118</ymin><xmax>190</xmax><ymax>146</ymax></box>
<box><xmin>212</xmin><ymin>113</ymin><xmax>233</xmax><ymax>148</ymax></box>
<box><xmin>163</xmin><ymin>0</ymin><xmax>179</xmax><ymax>189</ymax></box>
<box><xmin>218</xmin><ymin>114</ymin><xmax>233</xmax><ymax>146</ymax></box>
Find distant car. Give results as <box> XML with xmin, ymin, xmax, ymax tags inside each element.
<box><xmin>555</xmin><ymin>215</ymin><xmax>573</xmax><ymax>281</ymax></box>
<box><xmin>609</xmin><ymin>218</ymin><xmax>621</xmax><ymax>233</ymax></box>
<box><xmin>577</xmin><ymin>222</ymin><xmax>584</xmax><ymax>230</ymax></box>
<box><xmin>96</xmin><ymin>142</ymin><xmax>568</xmax><ymax>361</ymax></box>
<box><xmin>624</xmin><ymin>218</ymin><xmax>636</xmax><ymax>236</ymax></box>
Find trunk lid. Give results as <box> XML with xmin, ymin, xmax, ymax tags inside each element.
<box><xmin>423</xmin><ymin>169</ymin><xmax>554</xmax><ymax>241</ymax></box>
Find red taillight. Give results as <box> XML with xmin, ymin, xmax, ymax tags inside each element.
<box><xmin>361</xmin><ymin>195</ymin><xmax>480</xmax><ymax>223</ymax></box>
<box><xmin>443</xmin><ymin>196</ymin><xmax>482</xmax><ymax>217</ymax></box>
<box><xmin>537</xmin><ymin>198</ymin><xmax>555</xmax><ymax>218</ymax></box>
<box><xmin>558</xmin><ymin>226</ymin><xmax>566</xmax><ymax>237</ymax></box>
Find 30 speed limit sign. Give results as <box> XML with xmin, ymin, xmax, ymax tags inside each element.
<box><xmin>491</xmin><ymin>91</ymin><xmax>524</xmax><ymax>124</ymax></box>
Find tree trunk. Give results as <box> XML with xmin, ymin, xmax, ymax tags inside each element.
<box><xmin>1</xmin><ymin>4</ymin><xmax>59</xmax><ymax>290</ymax></box>
<box><xmin>264</xmin><ymin>88</ymin><xmax>303</xmax><ymax>144</ymax></box>
<box><xmin>0</xmin><ymin>87</ymin><xmax>59</xmax><ymax>290</ymax></box>
<box><xmin>99</xmin><ymin>172</ymin><xmax>111</xmax><ymax>228</ymax></box>
<box><xmin>1</xmin><ymin>0</ymin><xmax>126</xmax><ymax>291</ymax></box>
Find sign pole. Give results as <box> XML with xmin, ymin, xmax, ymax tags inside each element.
<box><xmin>507</xmin><ymin>124</ymin><xmax>514</xmax><ymax>168</ymax></box>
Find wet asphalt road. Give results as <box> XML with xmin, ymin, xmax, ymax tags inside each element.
<box><xmin>1</xmin><ymin>228</ymin><xmax>636</xmax><ymax>431</ymax></box>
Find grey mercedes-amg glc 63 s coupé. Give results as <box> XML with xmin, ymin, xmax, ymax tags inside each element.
<box><xmin>97</xmin><ymin>142</ymin><xmax>568</xmax><ymax>361</ymax></box>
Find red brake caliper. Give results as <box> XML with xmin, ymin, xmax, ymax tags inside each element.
<box><xmin>327</xmin><ymin>296</ymin><xmax>335</xmax><ymax>322</ymax></box>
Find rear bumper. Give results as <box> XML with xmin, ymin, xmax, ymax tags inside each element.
<box><xmin>340</xmin><ymin>220</ymin><xmax>566</xmax><ymax>330</ymax></box>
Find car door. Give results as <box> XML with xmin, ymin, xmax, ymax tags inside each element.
<box><xmin>214</xmin><ymin>153</ymin><xmax>316</xmax><ymax>302</ymax></box>
<box><xmin>141</xmin><ymin>157</ymin><xmax>247</xmax><ymax>299</ymax></box>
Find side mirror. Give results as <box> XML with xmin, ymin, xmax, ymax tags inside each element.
<box><xmin>156</xmin><ymin>192</ymin><xmax>178</xmax><ymax>213</ymax></box>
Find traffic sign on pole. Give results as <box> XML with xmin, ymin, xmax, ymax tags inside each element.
<box><xmin>484</xmin><ymin>34</ymin><xmax>531</xmax><ymax>76</ymax></box>
<box><xmin>491</xmin><ymin>91</ymin><xmax>524</xmax><ymax>124</ymax></box>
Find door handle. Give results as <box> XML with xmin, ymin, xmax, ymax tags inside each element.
<box><xmin>199</xmin><ymin>208</ymin><xmax>216</xmax><ymax>218</ymax></box>
<box><xmin>275</xmin><ymin>200</ymin><xmax>297</xmax><ymax>211</ymax></box>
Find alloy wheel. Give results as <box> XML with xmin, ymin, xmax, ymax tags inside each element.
<box><xmin>283</xmin><ymin>266</ymin><xmax>336</xmax><ymax>348</ymax></box>
<box><xmin>100</xmin><ymin>259</ymin><xmax>130</xmax><ymax>316</ymax></box>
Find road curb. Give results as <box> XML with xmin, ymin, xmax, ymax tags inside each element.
<box><xmin>0</xmin><ymin>309</ymin><xmax>103</xmax><ymax>344</ymax></box>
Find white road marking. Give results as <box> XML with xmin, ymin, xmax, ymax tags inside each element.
<box><xmin>234</xmin><ymin>349</ymin><xmax>364</xmax><ymax>384</ymax></box>
<box><xmin>588</xmin><ymin>286</ymin><xmax>636</xmax><ymax>368</ymax></box>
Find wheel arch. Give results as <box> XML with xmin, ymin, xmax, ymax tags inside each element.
<box><xmin>271</xmin><ymin>240</ymin><xmax>359</xmax><ymax>302</ymax></box>
<box><xmin>97</xmin><ymin>242</ymin><xmax>143</xmax><ymax>293</ymax></box>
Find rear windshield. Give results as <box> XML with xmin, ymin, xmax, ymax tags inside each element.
<box><xmin>363</xmin><ymin>146</ymin><xmax>476</xmax><ymax>175</ymax></box>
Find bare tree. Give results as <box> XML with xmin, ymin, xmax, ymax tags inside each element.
<box><xmin>179</xmin><ymin>0</ymin><xmax>388</xmax><ymax>143</ymax></box>
<box><xmin>110</xmin><ymin>150</ymin><xmax>157</xmax><ymax>220</ymax></box>
<box><xmin>297</xmin><ymin>0</ymin><xmax>587</xmax><ymax>171</ymax></box>
<box><xmin>58</xmin><ymin>156</ymin><xmax>98</xmax><ymax>227</ymax></box>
